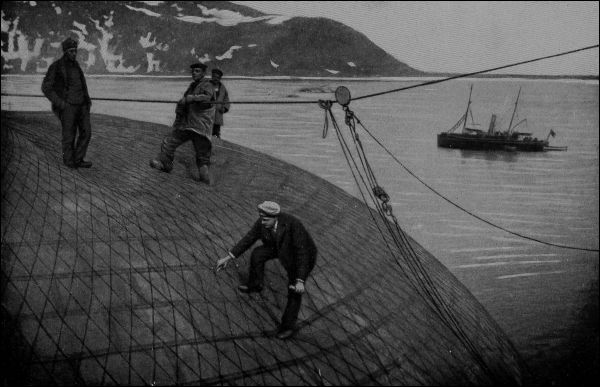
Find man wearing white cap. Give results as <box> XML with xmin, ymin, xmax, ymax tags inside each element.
<box><xmin>216</xmin><ymin>201</ymin><xmax>317</xmax><ymax>339</ymax></box>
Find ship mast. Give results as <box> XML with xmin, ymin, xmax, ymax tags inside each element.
<box><xmin>462</xmin><ymin>84</ymin><xmax>473</xmax><ymax>132</ymax></box>
<box><xmin>507</xmin><ymin>86</ymin><xmax>521</xmax><ymax>135</ymax></box>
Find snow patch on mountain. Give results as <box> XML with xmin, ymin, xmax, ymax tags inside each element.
<box><xmin>216</xmin><ymin>46</ymin><xmax>242</xmax><ymax>60</ymax></box>
<box><xmin>103</xmin><ymin>13</ymin><xmax>114</xmax><ymax>28</ymax></box>
<box><xmin>325</xmin><ymin>69</ymin><xmax>339</xmax><ymax>74</ymax></box>
<box><xmin>125</xmin><ymin>4</ymin><xmax>161</xmax><ymax>17</ymax></box>
<box><xmin>140</xmin><ymin>32</ymin><xmax>156</xmax><ymax>48</ymax></box>
<box><xmin>67</xmin><ymin>22</ymin><xmax>98</xmax><ymax>70</ymax></box>
<box><xmin>347</xmin><ymin>62</ymin><xmax>356</xmax><ymax>67</ymax></box>
<box><xmin>91</xmin><ymin>12</ymin><xmax>140</xmax><ymax>73</ymax></box>
<box><xmin>265</xmin><ymin>15</ymin><xmax>291</xmax><ymax>25</ymax></box>
<box><xmin>1</xmin><ymin>14</ymin><xmax>43</xmax><ymax>71</ymax></box>
<box><xmin>1</xmin><ymin>11</ymin><xmax>10</xmax><ymax>32</ymax></box>
<box><xmin>199</xmin><ymin>54</ymin><xmax>211</xmax><ymax>63</ymax></box>
<box><xmin>73</xmin><ymin>21</ymin><xmax>88</xmax><ymax>35</ymax></box>
<box><xmin>36</xmin><ymin>56</ymin><xmax>53</xmax><ymax>72</ymax></box>
<box><xmin>146</xmin><ymin>52</ymin><xmax>160</xmax><ymax>72</ymax></box>
<box><xmin>174</xmin><ymin>4</ymin><xmax>290</xmax><ymax>27</ymax></box>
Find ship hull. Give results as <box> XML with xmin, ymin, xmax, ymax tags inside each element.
<box><xmin>437</xmin><ymin>132</ymin><xmax>547</xmax><ymax>152</ymax></box>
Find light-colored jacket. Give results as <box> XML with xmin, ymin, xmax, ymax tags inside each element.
<box><xmin>174</xmin><ymin>78</ymin><xmax>216</xmax><ymax>139</ymax></box>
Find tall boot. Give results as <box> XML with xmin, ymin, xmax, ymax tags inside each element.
<box><xmin>198</xmin><ymin>164</ymin><xmax>210</xmax><ymax>185</ymax></box>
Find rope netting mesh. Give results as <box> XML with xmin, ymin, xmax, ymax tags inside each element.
<box><xmin>1</xmin><ymin>111</ymin><xmax>522</xmax><ymax>385</ymax></box>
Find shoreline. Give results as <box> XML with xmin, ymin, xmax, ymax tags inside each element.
<box><xmin>1</xmin><ymin>73</ymin><xmax>598</xmax><ymax>84</ymax></box>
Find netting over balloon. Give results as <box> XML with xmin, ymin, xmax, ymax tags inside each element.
<box><xmin>1</xmin><ymin>111</ymin><xmax>523</xmax><ymax>385</ymax></box>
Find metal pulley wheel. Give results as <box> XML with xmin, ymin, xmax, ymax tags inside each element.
<box><xmin>335</xmin><ymin>86</ymin><xmax>351</xmax><ymax>106</ymax></box>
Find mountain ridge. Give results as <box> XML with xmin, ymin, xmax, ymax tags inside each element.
<box><xmin>1</xmin><ymin>1</ymin><xmax>423</xmax><ymax>77</ymax></box>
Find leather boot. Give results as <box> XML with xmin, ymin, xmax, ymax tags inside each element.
<box><xmin>149</xmin><ymin>159</ymin><xmax>164</xmax><ymax>171</ymax></box>
<box><xmin>198</xmin><ymin>165</ymin><xmax>210</xmax><ymax>184</ymax></box>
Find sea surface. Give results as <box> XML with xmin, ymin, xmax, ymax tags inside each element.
<box><xmin>2</xmin><ymin>75</ymin><xmax>599</xmax><ymax>375</ymax></box>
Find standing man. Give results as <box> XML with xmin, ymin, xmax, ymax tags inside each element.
<box><xmin>210</xmin><ymin>68</ymin><xmax>230</xmax><ymax>138</ymax></box>
<box><xmin>215</xmin><ymin>201</ymin><xmax>318</xmax><ymax>340</ymax></box>
<box><xmin>149</xmin><ymin>63</ymin><xmax>215</xmax><ymax>184</ymax></box>
<box><xmin>42</xmin><ymin>36</ymin><xmax>93</xmax><ymax>169</ymax></box>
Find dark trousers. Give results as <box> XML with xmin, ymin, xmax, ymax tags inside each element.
<box><xmin>156</xmin><ymin>128</ymin><xmax>211</xmax><ymax>172</ymax></box>
<box><xmin>212</xmin><ymin>124</ymin><xmax>221</xmax><ymax>138</ymax></box>
<box><xmin>59</xmin><ymin>103</ymin><xmax>91</xmax><ymax>165</ymax></box>
<box><xmin>248</xmin><ymin>245</ymin><xmax>303</xmax><ymax>331</ymax></box>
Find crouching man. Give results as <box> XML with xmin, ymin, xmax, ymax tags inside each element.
<box><xmin>215</xmin><ymin>201</ymin><xmax>317</xmax><ymax>339</ymax></box>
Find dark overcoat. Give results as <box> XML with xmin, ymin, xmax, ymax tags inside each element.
<box><xmin>230</xmin><ymin>212</ymin><xmax>317</xmax><ymax>281</ymax></box>
<box><xmin>41</xmin><ymin>56</ymin><xmax>91</xmax><ymax>116</ymax></box>
<box><xmin>213</xmin><ymin>82</ymin><xmax>230</xmax><ymax>126</ymax></box>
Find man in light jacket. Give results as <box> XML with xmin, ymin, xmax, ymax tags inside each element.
<box><xmin>150</xmin><ymin>63</ymin><xmax>215</xmax><ymax>184</ymax></box>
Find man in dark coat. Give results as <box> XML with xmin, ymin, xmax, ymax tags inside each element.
<box><xmin>150</xmin><ymin>62</ymin><xmax>215</xmax><ymax>184</ymax></box>
<box><xmin>210</xmin><ymin>68</ymin><xmax>230</xmax><ymax>138</ymax></box>
<box><xmin>216</xmin><ymin>201</ymin><xmax>318</xmax><ymax>339</ymax></box>
<box><xmin>42</xmin><ymin>37</ymin><xmax>93</xmax><ymax>168</ymax></box>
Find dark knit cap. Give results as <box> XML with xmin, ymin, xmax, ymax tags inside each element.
<box><xmin>190</xmin><ymin>63</ymin><xmax>207</xmax><ymax>70</ymax></box>
<box><xmin>62</xmin><ymin>37</ymin><xmax>78</xmax><ymax>52</ymax></box>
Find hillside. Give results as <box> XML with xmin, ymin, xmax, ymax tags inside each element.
<box><xmin>0</xmin><ymin>1</ymin><xmax>423</xmax><ymax>77</ymax></box>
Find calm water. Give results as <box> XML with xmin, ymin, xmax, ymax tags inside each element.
<box><xmin>2</xmin><ymin>75</ymin><xmax>599</xmax><ymax>367</ymax></box>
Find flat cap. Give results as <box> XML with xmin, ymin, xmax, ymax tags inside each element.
<box><xmin>212</xmin><ymin>68</ymin><xmax>223</xmax><ymax>76</ymax></box>
<box><xmin>257</xmin><ymin>201</ymin><xmax>280</xmax><ymax>217</ymax></box>
<box><xmin>190</xmin><ymin>63</ymin><xmax>207</xmax><ymax>70</ymax></box>
<box><xmin>62</xmin><ymin>37</ymin><xmax>78</xmax><ymax>52</ymax></box>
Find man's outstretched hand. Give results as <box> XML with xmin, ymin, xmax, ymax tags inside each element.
<box><xmin>215</xmin><ymin>255</ymin><xmax>232</xmax><ymax>272</ymax></box>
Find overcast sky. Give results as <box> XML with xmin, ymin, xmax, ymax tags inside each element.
<box><xmin>233</xmin><ymin>1</ymin><xmax>599</xmax><ymax>76</ymax></box>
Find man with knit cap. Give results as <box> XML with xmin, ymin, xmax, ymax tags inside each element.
<box><xmin>42</xmin><ymin>36</ymin><xmax>93</xmax><ymax>168</ymax></box>
<box><xmin>149</xmin><ymin>62</ymin><xmax>215</xmax><ymax>184</ymax></box>
<box><xmin>216</xmin><ymin>201</ymin><xmax>318</xmax><ymax>340</ymax></box>
<box><xmin>209</xmin><ymin>68</ymin><xmax>230</xmax><ymax>139</ymax></box>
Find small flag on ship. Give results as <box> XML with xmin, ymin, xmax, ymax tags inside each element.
<box><xmin>549</xmin><ymin>129</ymin><xmax>556</xmax><ymax>138</ymax></box>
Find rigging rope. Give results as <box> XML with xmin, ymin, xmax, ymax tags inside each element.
<box><xmin>352</xmin><ymin>44</ymin><xmax>599</xmax><ymax>101</ymax></box>
<box><xmin>354</xmin><ymin>118</ymin><xmax>600</xmax><ymax>253</ymax></box>
<box><xmin>320</xmin><ymin>101</ymin><xmax>510</xmax><ymax>382</ymax></box>
<box><xmin>318</xmin><ymin>97</ymin><xmax>598</xmax><ymax>253</ymax></box>
<box><xmin>2</xmin><ymin>44</ymin><xmax>597</xmax><ymax>105</ymax></box>
<box><xmin>2</xmin><ymin>44</ymin><xmax>597</xmax><ymax>252</ymax></box>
